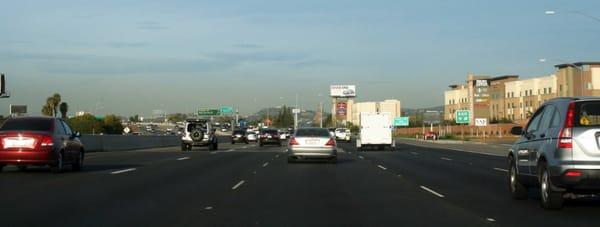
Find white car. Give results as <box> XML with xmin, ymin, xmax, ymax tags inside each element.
<box><xmin>335</xmin><ymin>128</ymin><xmax>351</xmax><ymax>142</ymax></box>
<box><xmin>247</xmin><ymin>132</ymin><xmax>258</xmax><ymax>142</ymax></box>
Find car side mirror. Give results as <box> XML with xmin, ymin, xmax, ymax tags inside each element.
<box><xmin>510</xmin><ymin>126</ymin><xmax>523</xmax><ymax>136</ymax></box>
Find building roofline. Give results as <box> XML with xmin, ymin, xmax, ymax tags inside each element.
<box><xmin>490</xmin><ymin>75</ymin><xmax>519</xmax><ymax>81</ymax></box>
<box><xmin>555</xmin><ymin>62</ymin><xmax>600</xmax><ymax>68</ymax></box>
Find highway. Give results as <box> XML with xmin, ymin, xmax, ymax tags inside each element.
<box><xmin>2</xmin><ymin>139</ymin><xmax>600</xmax><ymax>226</ymax></box>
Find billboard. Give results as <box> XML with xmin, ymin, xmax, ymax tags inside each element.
<box><xmin>10</xmin><ymin>105</ymin><xmax>27</xmax><ymax>116</ymax></box>
<box><xmin>472</xmin><ymin>79</ymin><xmax>490</xmax><ymax>103</ymax></box>
<box><xmin>336</xmin><ymin>101</ymin><xmax>347</xmax><ymax>118</ymax></box>
<box><xmin>423</xmin><ymin>111</ymin><xmax>441</xmax><ymax>124</ymax></box>
<box><xmin>330</xmin><ymin>85</ymin><xmax>356</xmax><ymax>97</ymax></box>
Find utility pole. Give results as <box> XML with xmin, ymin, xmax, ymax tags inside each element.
<box><xmin>319</xmin><ymin>101</ymin><xmax>323</xmax><ymax>128</ymax></box>
<box><xmin>294</xmin><ymin>94</ymin><xmax>299</xmax><ymax>130</ymax></box>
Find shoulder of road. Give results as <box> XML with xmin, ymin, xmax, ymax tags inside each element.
<box><xmin>396</xmin><ymin>137</ymin><xmax>513</xmax><ymax>157</ymax></box>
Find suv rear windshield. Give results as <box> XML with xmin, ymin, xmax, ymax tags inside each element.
<box><xmin>295</xmin><ymin>128</ymin><xmax>330</xmax><ymax>137</ymax></box>
<box><xmin>0</xmin><ymin>118</ymin><xmax>53</xmax><ymax>132</ymax></box>
<box><xmin>233</xmin><ymin>130</ymin><xmax>246</xmax><ymax>134</ymax></box>
<box><xmin>576</xmin><ymin>101</ymin><xmax>600</xmax><ymax>127</ymax></box>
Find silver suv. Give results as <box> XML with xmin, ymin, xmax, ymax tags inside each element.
<box><xmin>508</xmin><ymin>97</ymin><xmax>600</xmax><ymax>209</ymax></box>
<box><xmin>181</xmin><ymin>119</ymin><xmax>218</xmax><ymax>151</ymax></box>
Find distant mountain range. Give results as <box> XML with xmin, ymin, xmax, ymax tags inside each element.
<box><xmin>402</xmin><ymin>105</ymin><xmax>444</xmax><ymax>115</ymax></box>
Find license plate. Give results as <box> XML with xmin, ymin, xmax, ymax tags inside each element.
<box><xmin>306</xmin><ymin>139</ymin><xmax>319</xmax><ymax>145</ymax></box>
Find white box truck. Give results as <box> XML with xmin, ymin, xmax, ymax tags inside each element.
<box><xmin>356</xmin><ymin>112</ymin><xmax>395</xmax><ymax>151</ymax></box>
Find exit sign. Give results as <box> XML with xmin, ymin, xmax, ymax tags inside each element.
<box><xmin>455</xmin><ymin>110</ymin><xmax>470</xmax><ymax>124</ymax></box>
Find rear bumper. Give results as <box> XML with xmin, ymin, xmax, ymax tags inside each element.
<box><xmin>259</xmin><ymin>138</ymin><xmax>280</xmax><ymax>144</ymax></box>
<box><xmin>552</xmin><ymin>169</ymin><xmax>600</xmax><ymax>191</ymax></box>
<box><xmin>0</xmin><ymin>150</ymin><xmax>55</xmax><ymax>165</ymax></box>
<box><xmin>288</xmin><ymin>147</ymin><xmax>337</xmax><ymax>157</ymax></box>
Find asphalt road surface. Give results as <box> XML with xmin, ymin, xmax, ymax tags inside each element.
<box><xmin>2</xmin><ymin>139</ymin><xmax>600</xmax><ymax>226</ymax></box>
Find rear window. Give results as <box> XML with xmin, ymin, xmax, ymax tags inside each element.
<box><xmin>295</xmin><ymin>128</ymin><xmax>331</xmax><ymax>137</ymax></box>
<box><xmin>576</xmin><ymin>102</ymin><xmax>600</xmax><ymax>127</ymax></box>
<box><xmin>233</xmin><ymin>130</ymin><xmax>245</xmax><ymax>134</ymax></box>
<box><xmin>0</xmin><ymin>118</ymin><xmax>53</xmax><ymax>132</ymax></box>
<box><xmin>261</xmin><ymin>130</ymin><xmax>278</xmax><ymax>134</ymax></box>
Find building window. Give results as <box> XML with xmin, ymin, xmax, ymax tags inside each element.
<box><xmin>549</xmin><ymin>87</ymin><xmax>552</xmax><ymax>93</ymax></box>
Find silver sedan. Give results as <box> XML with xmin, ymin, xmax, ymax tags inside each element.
<box><xmin>287</xmin><ymin>127</ymin><xmax>337</xmax><ymax>163</ymax></box>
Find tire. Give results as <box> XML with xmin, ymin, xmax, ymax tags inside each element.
<box><xmin>259</xmin><ymin>142</ymin><xmax>264</xmax><ymax>147</ymax></box>
<box><xmin>329</xmin><ymin>157</ymin><xmax>337</xmax><ymax>164</ymax></box>
<box><xmin>509</xmin><ymin>157</ymin><xmax>527</xmax><ymax>200</ymax></box>
<box><xmin>72</xmin><ymin>150</ymin><xmax>84</xmax><ymax>171</ymax></box>
<box><xmin>245</xmin><ymin>140</ymin><xmax>249</xmax><ymax>144</ymax></box>
<box><xmin>539</xmin><ymin>164</ymin><xmax>564</xmax><ymax>209</ymax></box>
<box><xmin>17</xmin><ymin>165</ymin><xmax>28</xmax><ymax>171</ymax></box>
<box><xmin>287</xmin><ymin>157</ymin><xmax>295</xmax><ymax>163</ymax></box>
<box><xmin>278</xmin><ymin>142</ymin><xmax>282</xmax><ymax>147</ymax></box>
<box><xmin>231</xmin><ymin>141</ymin><xmax>235</xmax><ymax>145</ymax></box>
<box><xmin>181</xmin><ymin>144</ymin><xmax>187</xmax><ymax>151</ymax></box>
<box><xmin>190</xmin><ymin>129</ymin><xmax>204</xmax><ymax>142</ymax></box>
<box><xmin>50</xmin><ymin>151</ymin><xmax>64</xmax><ymax>173</ymax></box>
<box><xmin>214</xmin><ymin>142</ymin><xmax>218</xmax><ymax>151</ymax></box>
<box><xmin>0</xmin><ymin>165</ymin><xmax>5</xmax><ymax>172</ymax></box>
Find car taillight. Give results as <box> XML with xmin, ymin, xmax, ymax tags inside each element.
<box><xmin>565</xmin><ymin>170</ymin><xmax>582</xmax><ymax>177</ymax></box>
<box><xmin>289</xmin><ymin>137</ymin><xmax>300</xmax><ymax>145</ymax></box>
<box><xmin>325</xmin><ymin>138</ymin><xmax>335</xmax><ymax>146</ymax></box>
<box><xmin>558</xmin><ymin>102</ymin><xmax>575</xmax><ymax>149</ymax></box>
<box><xmin>40</xmin><ymin>136</ymin><xmax>54</xmax><ymax>147</ymax></box>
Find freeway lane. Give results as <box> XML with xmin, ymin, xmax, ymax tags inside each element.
<box><xmin>3</xmin><ymin>139</ymin><xmax>600</xmax><ymax>226</ymax></box>
<box><xmin>341</xmin><ymin>141</ymin><xmax>600</xmax><ymax>227</ymax></box>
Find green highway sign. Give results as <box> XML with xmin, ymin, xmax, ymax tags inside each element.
<box><xmin>220</xmin><ymin>106</ymin><xmax>234</xmax><ymax>114</ymax></box>
<box><xmin>393</xmin><ymin>117</ymin><xmax>410</xmax><ymax>126</ymax></box>
<box><xmin>198</xmin><ymin>108</ymin><xmax>220</xmax><ymax>116</ymax></box>
<box><xmin>455</xmin><ymin>110</ymin><xmax>470</xmax><ymax>124</ymax></box>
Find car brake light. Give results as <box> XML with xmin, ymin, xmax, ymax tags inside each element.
<box><xmin>565</xmin><ymin>170</ymin><xmax>582</xmax><ymax>177</ymax></box>
<box><xmin>558</xmin><ymin>102</ymin><xmax>575</xmax><ymax>149</ymax></box>
<box><xmin>289</xmin><ymin>137</ymin><xmax>300</xmax><ymax>145</ymax></box>
<box><xmin>40</xmin><ymin>136</ymin><xmax>54</xmax><ymax>147</ymax></box>
<box><xmin>325</xmin><ymin>138</ymin><xmax>335</xmax><ymax>146</ymax></box>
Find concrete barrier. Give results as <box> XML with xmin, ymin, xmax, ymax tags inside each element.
<box><xmin>80</xmin><ymin>135</ymin><xmax>180</xmax><ymax>152</ymax></box>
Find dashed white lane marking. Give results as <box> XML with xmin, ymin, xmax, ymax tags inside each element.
<box><xmin>232</xmin><ymin>180</ymin><xmax>245</xmax><ymax>190</ymax></box>
<box><xmin>177</xmin><ymin>157</ymin><xmax>190</xmax><ymax>161</ymax></box>
<box><xmin>493</xmin><ymin>168</ymin><xmax>508</xmax><ymax>172</ymax></box>
<box><xmin>227</xmin><ymin>149</ymin><xmax>235</xmax><ymax>152</ymax></box>
<box><xmin>486</xmin><ymin>218</ymin><xmax>496</xmax><ymax>222</ymax></box>
<box><xmin>377</xmin><ymin>165</ymin><xmax>387</xmax><ymax>170</ymax></box>
<box><xmin>275</xmin><ymin>154</ymin><xmax>280</xmax><ymax>158</ymax></box>
<box><xmin>210</xmin><ymin>151</ymin><xmax>217</xmax><ymax>154</ymax></box>
<box><xmin>262</xmin><ymin>162</ymin><xmax>269</xmax><ymax>167</ymax></box>
<box><xmin>110</xmin><ymin>168</ymin><xmax>136</xmax><ymax>175</ymax></box>
<box><xmin>420</xmin><ymin>186</ymin><xmax>445</xmax><ymax>198</ymax></box>
<box><xmin>411</xmin><ymin>152</ymin><xmax>419</xmax><ymax>155</ymax></box>
<box><xmin>358</xmin><ymin>156</ymin><xmax>364</xmax><ymax>159</ymax></box>
<box><xmin>205</xmin><ymin>206</ymin><xmax>213</xmax><ymax>210</ymax></box>
<box><xmin>441</xmin><ymin>157</ymin><xmax>453</xmax><ymax>161</ymax></box>
<box><xmin>242</xmin><ymin>146</ymin><xmax>248</xmax><ymax>149</ymax></box>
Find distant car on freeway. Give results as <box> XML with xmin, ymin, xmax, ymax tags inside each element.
<box><xmin>247</xmin><ymin>131</ymin><xmax>258</xmax><ymax>143</ymax></box>
<box><xmin>424</xmin><ymin>131</ymin><xmax>438</xmax><ymax>140</ymax></box>
<box><xmin>288</xmin><ymin>127</ymin><xmax>337</xmax><ymax>163</ymax></box>
<box><xmin>508</xmin><ymin>97</ymin><xmax>600</xmax><ymax>209</ymax></box>
<box><xmin>0</xmin><ymin>117</ymin><xmax>84</xmax><ymax>173</ymax></box>
<box><xmin>334</xmin><ymin>128</ymin><xmax>351</xmax><ymax>142</ymax></box>
<box><xmin>181</xmin><ymin>119</ymin><xmax>218</xmax><ymax>151</ymax></box>
<box><xmin>258</xmin><ymin>129</ymin><xmax>281</xmax><ymax>147</ymax></box>
<box><xmin>231</xmin><ymin>129</ymin><xmax>249</xmax><ymax>144</ymax></box>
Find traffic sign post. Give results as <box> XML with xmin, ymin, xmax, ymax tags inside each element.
<box><xmin>198</xmin><ymin>109</ymin><xmax>220</xmax><ymax>116</ymax></box>
<box><xmin>393</xmin><ymin>117</ymin><xmax>409</xmax><ymax>127</ymax></box>
<box><xmin>455</xmin><ymin>110</ymin><xmax>471</xmax><ymax>141</ymax></box>
<box><xmin>220</xmin><ymin>106</ymin><xmax>234</xmax><ymax>114</ymax></box>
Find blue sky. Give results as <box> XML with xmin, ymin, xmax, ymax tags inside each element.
<box><xmin>1</xmin><ymin>0</ymin><xmax>599</xmax><ymax>117</ymax></box>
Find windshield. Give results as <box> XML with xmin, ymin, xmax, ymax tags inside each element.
<box><xmin>0</xmin><ymin>118</ymin><xmax>53</xmax><ymax>132</ymax></box>
<box><xmin>295</xmin><ymin>128</ymin><xmax>331</xmax><ymax>137</ymax></box>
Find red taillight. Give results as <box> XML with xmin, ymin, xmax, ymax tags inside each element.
<box><xmin>565</xmin><ymin>170</ymin><xmax>582</xmax><ymax>177</ymax></box>
<box><xmin>40</xmin><ymin>136</ymin><xmax>54</xmax><ymax>147</ymax></box>
<box><xmin>325</xmin><ymin>138</ymin><xmax>335</xmax><ymax>146</ymax></box>
<box><xmin>558</xmin><ymin>102</ymin><xmax>576</xmax><ymax>149</ymax></box>
<box><xmin>289</xmin><ymin>137</ymin><xmax>300</xmax><ymax>145</ymax></box>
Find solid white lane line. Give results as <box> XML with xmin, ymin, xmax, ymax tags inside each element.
<box><xmin>177</xmin><ymin>157</ymin><xmax>190</xmax><ymax>161</ymax></box>
<box><xmin>262</xmin><ymin>162</ymin><xmax>269</xmax><ymax>167</ymax></box>
<box><xmin>377</xmin><ymin>165</ymin><xmax>387</xmax><ymax>170</ymax></box>
<box><xmin>420</xmin><ymin>186</ymin><xmax>445</xmax><ymax>198</ymax></box>
<box><xmin>493</xmin><ymin>168</ymin><xmax>508</xmax><ymax>172</ymax></box>
<box><xmin>441</xmin><ymin>157</ymin><xmax>453</xmax><ymax>161</ymax></box>
<box><xmin>110</xmin><ymin>168</ymin><xmax>136</xmax><ymax>175</ymax></box>
<box><xmin>232</xmin><ymin>180</ymin><xmax>245</xmax><ymax>190</ymax></box>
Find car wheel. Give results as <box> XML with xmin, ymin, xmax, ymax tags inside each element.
<box><xmin>278</xmin><ymin>142</ymin><xmax>282</xmax><ymax>147</ymax></box>
<box><xmin>259</xmin><ymin>142</ymin><xmax>264</xmax><ymax>147</ymax></box>
<box><xmin>540</xmin><ymin>164</ymin><xmax>564</xmax><ymax>209</ymax></box>
<box><xmin>329</xmin><ymin>157</ymin><xmax>337</xmax><ymax>164</ymax></box>
<box><xmin>214</xmin><ymin>142</ymin><xmax>218</xmax><ymax>151</ymax></box>
<box><xmin>287</xmin><ymin>157</ymin><xmax>295</xmax><ymax>163</ymax></box>
<box><xmin>509</xmin><ymin>157</ymin><xmax>527</xmax><ymax>200</ymax></box>
<box><xmin>181</xmin><ymin>144</ymin><xmax>186</xmax><ymax>151</ymax></box>
<box><xmin>17</xmin><ymin>165</ymin><xmax>27</xmax><ymax>171</ymax></box>
<box><xmin>0</xmin><ymin>164</ymin><xmax>5</xmax><ymax>172</ymax></box>
<box><xmin>231</xmin><ymin>141</ymin><xmax>235</xmax><ymax>145</ymax></box>
<box><xmin>72</xmin><ymin>151</ymin><xmax>84</xmax><ymax>171</ymax></box>
<box><xmin>245</xmin><ymin>140</ymin><xmax>249</xmax><ymax>144</ymax></box>
<box><xmin>50</xmin><ymin>151</ymin><xmax>64</xmax><ymax>173</ymax></box>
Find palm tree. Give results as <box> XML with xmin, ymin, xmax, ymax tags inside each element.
<box><xmin>59</xmin><ymin>102</ymin><xmax>69</xmax><ymax>119</ymax></box>
<box><xmin>51</xmin><ymin>93</ymin><xmax>61</xmax><ymax>117</ymax></box>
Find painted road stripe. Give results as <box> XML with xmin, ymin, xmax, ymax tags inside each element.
<box><xmin>110</xmin><ymin>168</ymin><xmax>136</xmax><ymax>175</ymax></box>
<box><xmin>493</xmin><ymin>168</ymin><xmax>508</xmax><ymax>172</ymax></box>
<box><xmin>377</xmin><ymin>165</ymin><xmax>387</xmax><ymax>170</ymax></box>
<box><xmin>242</xmin><ymin>146</ymin><xmax>248</xmax><ymax>149</ymax></box>
<box><xmin>358</xmin><ymin>156</ymin><xmax>364</xmax><ymax>159</ymax></box>
<box><xmin>177</xmin><ymin>157</ymin><xmax>190</xmax><ymax>161</ymax></box>
<box><xmin>441</xmin><ymin>157</ymin><xmax>453</xmax><ymax>161</ymax></box>
<box><xmin>232</xmin><ymin>180</ymin><xmax>245</xmax><ymax>190</ymax></box>
<box><xmin>420</xmin><ymin>186</ymin><xmax>445</xmax><ymax>198</ymax></box>
<box><xmin>486</xmin><ymin>218</ymin><xmax>496</xmax><ymax>222</ymax></box>
<box><xmin>448</xmin><ymin>148</ymin><xmax>504</xmax><ymax>157</ymax></box>
<box><xmin>411</xmin><ymin>152</ymin><xmax>419</xmax><ymax>155</ymax></box>
<box><xmin>262</xmin><ymin>162</ymin><xmax>269</xmax><ymax>167</ymax></box>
